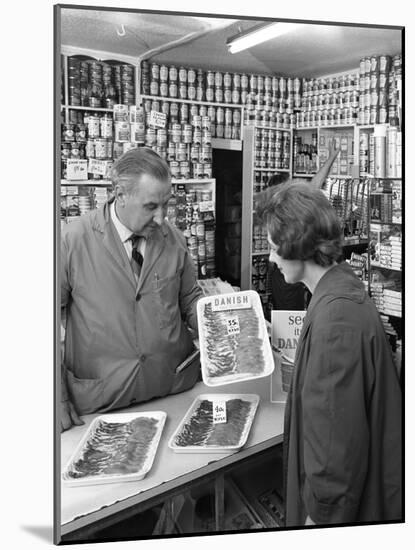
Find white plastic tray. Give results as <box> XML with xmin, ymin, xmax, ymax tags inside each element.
<box><xmin>168</xmin><ymin>393</ymin><xmax>259</xmax><ymax>453</ymax></box>
<box><xmin>197</xmin><ymin>290</ymin><xmax>274</xmax><ymax>386</ymax></box>
<box><xmin>62</xmin><ymin>411</ymin><xmax>166</xmax><ymax>486</ymax></box>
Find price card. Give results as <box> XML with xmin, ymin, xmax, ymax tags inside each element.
<box><xmin>88</xmin><ymin>159</ymin><xmax>111</xmax><ymax>176</ymax></box>
<box><xmin>66</xmin><ymin>159</ymin><xmax>88</xmax><ymax>180</ymax></box>
<box><xmin>226</xmin><ymin>315</ymin><xmax>240</xmax><ymax>336</ymax></box>
<box><xmin>212</xmin><ymin>400</ymin><xmax>227</xmax><ymax>424</ymax></box>
<box><xmin>149</xmin><ymin>110</ymin><xmax>167</xmax><ymax>129</ymax></box>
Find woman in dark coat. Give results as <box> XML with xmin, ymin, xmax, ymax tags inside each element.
<box><xmin>256</xmin><ymin>182</ymin><xmax>402</xmax><ymax>527</ymax></box>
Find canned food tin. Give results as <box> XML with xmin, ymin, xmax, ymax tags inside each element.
<box><xmin>207</xmin><ymin>106</ymin><xmax>216</xmax><ymax>123</ymax></box>
<box><xmin>179</xmin><ymin>161</ymin><xmax>191</xmax><ymax>179</ymax></box>
<box><xmin>169</xmin><ymin>66</ymin><xmax>178</xmax><ymax>82</ymax></box>
<box><xmin>159</xmin><ymin>65</ymin><xmax>168</xmax><ymax>82</ymax></box>
<box><xmin>131</xmin><ymin>122</ymin><xmax>145</xmax><ymax>144</ymax></box>
<box><xmin>94</xmin><ymin>138</ymin><xmax>108</xmax><ymax>159</ymax></box>
<box><xmin>241</xmin><ymin>73</ymin><xmax>249</xmax><ymax>89</ymax></box>
<box><xmin>168</xmin><ymin>82</ymin><xmax>178</xmax><ymax>97</ymax></box>
<box><xmin>206</xmin><ymin>87</ymin><xmax>214</xmax><ymax>102</ymax></box>
<box><xmin>215</xmin><ymin>88</ymin><xmax>224</xmax><ymax>103</ymax></box>
<box><xmin>370</xmin><ymin>56</ymin><xmax>379</xmax><ymax>72</ymax></box>
<box><xmin>62</xmin><ymin>123</ymin><xmax>75</xmax><ymax>141</ymax></box>
<box><xmin>193</xmin><ymin>129</ymin><xmax>202</xmax><ymax>145</ymax></box>
<box><xmin>202</xmin><ymin>129</ymin><xmax>212</xmax><ymax>145</ymax></box>
<box><xmin>363</xmin><ymin>107</ymin><xmax>371</xmax><ymax>125</ymax></box>
<box><xmin>180</xmin><ymin>103</ymin><xmax>189</xmax><ymax>123</ymax></box>
<box><xmin>370</xmin><ymin>72</ymin><xmax>380</xmax><ymax>89</ymax></box>
<box><xmin>85</xmin><ymin>139</ymin><xmax>95</xmax><ymax>158</ymax></box>
<box><xmin>224</xmin><ymin>87</ymin><xmax>232</xmax><ymax>103</ymax></box>
<box><xmin>379</xmin><ymin>106</ymin><xmax>388</xmax><ymax>124</ymax></box>
<box><xmin>61</xmin><ymin>142</ymin><xmax>72</xmax><ymax>159</ymax></box>
<box><xmin>214</xmin><ymin>72</ymin><xmax>223</xmax><ymax>88</ymax></box>
<box><xmin>223</xmin><ymin>72</ymin><xmax>232</xmax><ymax>88</ymax></box>
<box><xmin>88</xmin><ymin>116</ymin><xmax>100</xmax><ymax>138</ymax></box>
<box><xmin>170</xmin><ymin>161</ymin><xmax>180</xmax><ymax>179</ymax></box>
<box><xmin>370</xmin><ymin>107</ymin><xmax>379</xmax><ymax>124</ymax></box>
<box><xmin>187</xmin><ymin>68</ymin><xmax>196</xmax><ymax>85</ymax></box>
<box><xmin>150</xmin><ymin>80</ymin><xmax>159</xmax><ymax>95</ymax></box>
<box><xmin>187</xmin><ymin>85</ymin><xmax>196</xmax><ymax>100</ymax></box>
<box><xmin>196</xmin><ymin>86</ymin><xmax>204</xmax><ymax>101</ymax></box>
<box><xmin>159</xmin><ymin>81</ymin><xmax>168</xmax><ymax>97</ymax></box>
<box><xmin>144</xmin><ymin>127</ymin><xmax>156</xmax><ymax>146</ymax></box>
<box><xmin>249</xmin><ymin>74</ymin><xmax>257</xmax><ymax>92</ymax></box>
<box><xmin>182</xmin><ymin>124</ymin><xmax>192</xmax><ymax>143</ymax></box>
<box><xmin>206</xmin><ymin>71</ymin><xmax>215</xmax><ymax>87</ymax></box>
<box><xmin>100</xmin><ymin>115</ymin><xmax>113</xmax><ymax>138</ymax></box>
<box><xmin>204</xmin><ymin>163</ymin><xmax>212</xmax><ymax>178</ymax></box>
<box><xmin>171</xmin><ymin>123</ymin><xmax>182</xmax><ymax>143</ymax></box>
<box><xmin>179</xmin><ymin>67</ymin><xmax>187</xmax><ymax>83</ymax></box>
<box><xmin>179</xmin><ymin>84</ymin><xmax>187</xmax><ymax>100</ymax></box>
<box><xmin>379</xmin><ymin>55</ymin><xmax>391</xmax><ymax>73</ymax></box>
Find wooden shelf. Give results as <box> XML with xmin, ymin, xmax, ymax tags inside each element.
<box><xmin>140</xmin><ymin>94</ymin><xmax>243</xmax><ymax>110</ymax></box>
<box><xmin>252</xmin><ymin>250</ymin><xmax>270</xmax><ymax>256</ymax></box>
<box><xmin>254</xmin><ymin>168</ymin><xmax>290</xmax><ymax>173</ymax></box>
<box><xmin>172</xmin><ymin>178</ymin><xmax>215</xmax><ymax>185</ymax></box>
<box><xmin>62</xmin><ymin>105</ymin><xmax>113</xmax><ymax>112</ymax></box>
<box><xmin>61</xmin><ymin>179</ymin><xmax>112</xmax><ymax>186</ymax></box>
<box><xmin>212</xmin><ymin>138</ymin><xmax>242</xmax><ymax>151</ymax></box>
<box><xmin>293</xmin><ymin>172</ymin><xmax>315</xmax><ymax>177</ymax></box>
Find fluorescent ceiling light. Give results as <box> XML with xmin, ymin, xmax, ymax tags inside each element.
<box><xmin>227</xmin><ymin>22</ymin><xmax>304</xmax><ymax>54</ymax></box>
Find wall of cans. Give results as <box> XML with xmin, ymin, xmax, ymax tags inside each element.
<box><xmin>254</xmin><ymin>127</ymin><xmax>291</xmax><ymax>170</ymax></box>
<box><xmin>64</xmin><ymin>56</ymin><xmax>136</xmax><ymax>108</ymax></box>
<box><xmin>166</xmin><ymin>186</ymin><xmax>216</xmax><ymax>279</ymax></box>
<box><xmin>358</xmin><ymin>54</ymin><xmax>402</xmax><ymax>126</ymax></box>
<box><xmin>141</xmin><ymin>62</ymin><xmax>299</xmax><ymax>130</ymax></box>
<box><xmin>296</xmin><ymin>73</ymin><xmax>360</xmax><ymax>128</ymax></box>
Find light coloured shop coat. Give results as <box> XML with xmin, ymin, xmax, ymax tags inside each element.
<box><xmin>61</xmin><ymin>199</ymin><xmax>202</xmax><ymax>415</ymax></box>
<box><xmin>284</xmin><ymin>262</ymin><xmax>402</xmax><ymax>526</ymax></box>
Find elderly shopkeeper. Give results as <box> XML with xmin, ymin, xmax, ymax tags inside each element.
<box><xmin>60</xmin><ymin>147</ymin><xmax>203</xmax><ymax>432</ymax></box>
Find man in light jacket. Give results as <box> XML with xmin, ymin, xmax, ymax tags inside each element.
<box><xmin>60</xmin><ymin>147</ymin><xmax>202</xmax><ymax>431</ymax></box>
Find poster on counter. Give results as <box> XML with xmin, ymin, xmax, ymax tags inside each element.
<box><xmin>270</xmin><ymin>310</ymin><xmax>306</xmax><ymax>403</ymax></box>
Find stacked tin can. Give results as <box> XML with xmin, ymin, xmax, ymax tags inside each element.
<box><xmin>61</xmin><ymin>118</ymin><xmax>86</xmax><ymax>179</ymax></box>
<box><xmin>297</xmin><ymin>73</ymin><xmax>359</xmax><ymax>128</ymax></box>
<box><xmin>141</xmin><ymin>98</ymin><xmax>214</xmax><ymax>178</ymax></box>
<box><xmin>166</xmin><ymin>186</ymin><xmax>215</xmax><ymax>278</ymax></box>
<box><xmin>66</xmin><ymin>57</ymin><xmax>135</xmax><ymax>108</ymax></box>
<box><xmin>244</xmin><ymin>75</ymin><xmax>300</xmax><ymax>129</ymax></box>
<box><xmin>254</xmin><ymin>127</ymin><xmax>290</xmax><ymax>170</ymax></box>
<box><xmin>358</xmin><ymin>54</ymin><xmax>401</xmax><ymax>126</ymax></box>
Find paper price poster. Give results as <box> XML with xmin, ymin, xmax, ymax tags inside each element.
<box><xmin>270</xmin><ymin>310</ymin><xmax>306</xmax><ymax>403</ymax></box>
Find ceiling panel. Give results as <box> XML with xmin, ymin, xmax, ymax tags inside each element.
<box><xmin>60</xmin><ymin>8</ymin><xmax>402</xmax><ymax>77</ymax></box>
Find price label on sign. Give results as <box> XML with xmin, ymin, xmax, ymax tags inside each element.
<box><xmin>212</xmin><ymin>400</ymin><xmax>227</xmax><ymax>424</ymax></box>
<box><xmin>149</xmin><ymin>110</ymin><xmax>167</xmax><ymax>129</ymax></box>
<box><xmin>199</xmin><ymin>200</ymin><xmax>214</xmax><ymax>212</ymax></box>
<box><xmin>226</xmin><ymin>315</ymin><xmax>240</xmax><ymax>336</ymax></box>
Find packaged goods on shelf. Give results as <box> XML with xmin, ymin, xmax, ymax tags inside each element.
<box><xmin>296</xmin><ymin>72</ymin><xmax>359</xmax><ymax>128</ymax></box>
<box><xmin>254</xmin><ymin>127</ymin><xmax>290</xmax><ymax>171</ymax></box>
<box><xmin>167</xmin><ymin>184</ymin><xmax>215</xmax><ymax>279</ymax></box>
<box><xmin>358</xmin><ymin>54</ymin><xmax>401</xmax><ymax>127</ymax></box>
<box><xmin>293</xmin><ymin>133</ymin><xmax>318</xmax><ymax>174</ymax></box>
<box><xmin>65</xmin><ymin>57</ymin><xmax>136</xmax><ymax>108</ymax></box>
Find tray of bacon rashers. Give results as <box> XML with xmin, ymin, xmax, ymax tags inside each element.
<box><xmin>168</xmin><ymin>394</ymin><xmax>259</xmax><ymax>453</ymax></box>
<box><xmin>62</xmin><ymin>411</ymin><xmax>166</xmax><ymax>486</ymax></box>
<box><xmin>197</xmin><ymin>290</ymin><xmax>274</xmax><ymax>386</ymax></box>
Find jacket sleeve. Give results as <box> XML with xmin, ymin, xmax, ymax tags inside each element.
<box><xmin>302</xmin><ymin>302</ymin><xmax>372</xmax><ymax>524</ymax></box>
<box><xmin>179</xmin><ymin>248</ymin><xmax>203</xmax><ymax>334</ymax></box>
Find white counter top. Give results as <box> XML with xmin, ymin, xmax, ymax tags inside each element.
<box><xmin>60</xmin><ymin>367</ymin><xmax>287</xmax><ymax>536</ymax></box>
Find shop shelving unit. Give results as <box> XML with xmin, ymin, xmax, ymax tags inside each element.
<box><xmin>240</xmin><ymin>124</ymin><xmax>293</xmax><ymax>315</ymax></box>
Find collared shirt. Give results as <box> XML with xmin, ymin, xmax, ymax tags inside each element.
<box><xmin>110</xmin><ymin>200</ymin><xmax>146</xmax><ymax>260</ymax></box>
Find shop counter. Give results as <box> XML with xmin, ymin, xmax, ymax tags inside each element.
<box><xmin>60</xmin><ymin>372</ymin><xmax>287</xmax><ymax>539</ymax></box>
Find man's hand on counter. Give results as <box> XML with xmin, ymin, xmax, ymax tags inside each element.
<box><xmin>61</xmin><ymin>398</ymin><xmax>85</xmax><ymax>432</ymax></box>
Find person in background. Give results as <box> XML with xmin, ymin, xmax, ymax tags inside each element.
<box><xmin>256</xmin><ymin>181</ymin><xmax>402</xmax><ymax>526</ymax></box>
<box><xmin>267</xmin><ymin>142</ymin><xmax>339</xmax><ymax>311</ymax></box>
<box><xmin>60</xmin><ymin>147</ymin><xmax>202</xmax><ymax>431</ymax></box>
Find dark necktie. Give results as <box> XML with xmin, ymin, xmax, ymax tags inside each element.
<box><xmin>130</xmin><ymin>235</ymin><xmax>143</xmax><ymax>280</ymax></box>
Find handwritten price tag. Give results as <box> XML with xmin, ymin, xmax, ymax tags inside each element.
<box><xmin>226</xmin><ymin>315</ymin><xmax>240</xmax><ymax>336</ymax></box>
<box><xmin>149</xmin><ymin>110</ymin><xmax>167</xmax><ymax>129</ymax></box>
<box><xmin>212</xmin><ymin>400</ymin><xmax>227</xmax><ymax>424</ymax></box>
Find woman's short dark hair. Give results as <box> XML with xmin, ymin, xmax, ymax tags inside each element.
<box><xmin>256</xmin><ymin>181</ymin><xmax>343</xmax><ymax>267</ymax></box>
<box><xmin>110</xmin><ymin>146</ymin><xmax>171</xmax><ymax>194</ymax></box>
